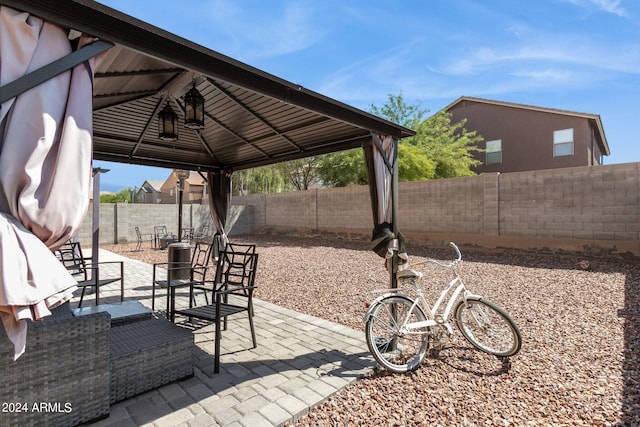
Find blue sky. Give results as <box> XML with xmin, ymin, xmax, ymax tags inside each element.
<box><xmin>95</xmin><ymin>0</ymin><xmax>640</xmax><ymax>192</ymax></box>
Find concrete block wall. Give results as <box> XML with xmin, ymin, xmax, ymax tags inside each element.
<box><xmin>75</xmin><ymin>162</ymin><xmax>640</xmax><ymax>256</ymax></box>
<box><xmin>234</xmin><ymin>194</ymin><xmax>266</xmax><ymax>230</ymax></box>
<box><xmin>398</xmin><ymin>176</ymin><xmax>485</xmax><ymax>236</ymax></box>
<box><xmin>316</xmin><ymin>186</ymin><xmax>371</xmax><ymax>234</ymax></box>
<box><xmin>231</xmin><ymin>162</ymin><xmax>640</xmax><ymax>256</ymax></box>
<box><xmin>264</xmin><ymin>191</ymin><xmax>317</xmax><ymax>230</ymax></box>
<box><xmin>76</xmin><ymin>202</ymin><xmax>252</xmax><ymax>246</ymax></box>
<box><xmin>498</xmin><ymin>164</ymin><xmax>640</xmax><ymax>242</ymax></box>
<box><xmin>483</xmin><ymin>174</ymin><xmax>500</xmax><ymax>236</ymax></box>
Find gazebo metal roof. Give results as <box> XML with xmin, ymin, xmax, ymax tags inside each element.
<box><xmin>4</xmin><ymin>0</ymin><xmax>415</xmax><ymax>172</ymax></box>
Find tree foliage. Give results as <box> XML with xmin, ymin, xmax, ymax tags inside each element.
<box><xmin>232</xmin><ymin>164</ymin><xmax>287</xmax><ymax>196</ymax></box>
<box><xmin>229</xmin><ymin>92</ymin><xmax>483</xmax><ymax>194</ymax></box>
<box><xmin>317</xmin><ymin>149</ymin><xmax>367</xmax><ymax>187</ymax></box>
<box><xmin>397</xmin><ymin>143</ymin><xmax>435</xmax><ymax>181</ymax></box>
<box><xmin>276</xmin><ymin>158</ymin><xmax>318</xmax><ymax>190</ymax></box>
<box><xmin>369</xmin><ymin>92</ymin><xmax>426</xmax><ymax>129</ymax></box>
<box><xmin>100</xmin><ymin>188</ymin><xmax>132</xmax><ymax>203</ymax></box>
<box><xmin>409</xmin><ymin>110</ymin><xmax>482</xmax><ymax>179</ymax></box>
<box><xmin>317</xmin><ymin>92</ymin><xmax>483</xmax><ymax>185</ymax></box>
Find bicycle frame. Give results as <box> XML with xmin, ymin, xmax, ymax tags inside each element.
<box><xmin>364</xmin><ymin>244</ymin><xmax>481</xmax><ymax>337</ymax></box>
<box><xmin>402</xmin><ymin>277</ymin><xmax>474</xmax><ymax>335</ymax></box>
<box><xmin>365</xmin><ymin>241</ymin><xmax>522</xmax><ymax>372</ymax></box>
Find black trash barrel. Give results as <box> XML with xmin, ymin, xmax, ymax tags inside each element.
<box><xmin>167</xmin><ymin>242</ymin><xmax>191</xmax><ymax>280</ymax></box>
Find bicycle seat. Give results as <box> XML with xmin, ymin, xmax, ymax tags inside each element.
<box><xmin>397</xmin><ymin>268</ymin><xmax>423</xmax><ymax>280</ymax></box>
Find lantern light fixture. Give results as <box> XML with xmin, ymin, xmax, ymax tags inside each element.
<box><xmin>184</xmin><ymin>82</ymin><xmax>205</xmax><ymax>130</ymax></box>
<box><xmin>158</xmin><ymin>102</ymin><xmax>178</xmax><ymax>141</ymax></box>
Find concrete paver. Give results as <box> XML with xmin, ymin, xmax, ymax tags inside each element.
<box><xmin>79</xmin><ymin>249</ymin><xmax>375</xmax><ymax>426</ymax></box>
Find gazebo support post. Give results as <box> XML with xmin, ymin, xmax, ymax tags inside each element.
<box><xmin>391</xmin><ymin>147</ymin><xmax>399</xmax><ymax>290</ymax></box>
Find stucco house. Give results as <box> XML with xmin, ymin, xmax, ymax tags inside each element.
<box><xmin>444</xmin><ymin>96</ymin><xmax>611</xmax><ymax>174</ymax></box>
<box><xmin>135</xmin><ymin>180</ymin><xmax>163</xmax><ymax>204</ymax></box>
<box><xmin>159</xmin><ymin>170</ymin><xmax>208</xmax><ymax>204</ymax></box>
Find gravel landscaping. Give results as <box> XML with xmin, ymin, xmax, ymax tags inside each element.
<box><xmin>104</xmin><ymin>233</ymin><xmax>640</xmax><ymax>426</ymax></box>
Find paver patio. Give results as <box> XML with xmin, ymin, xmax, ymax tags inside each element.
<box><xmin>79</xmin><ymin>249</ymin><xmax>374</xmax><ymax>427</ymax></box>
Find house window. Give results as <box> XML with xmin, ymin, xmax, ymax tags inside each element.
<box><xmin>554</xmin><ymin>128</ymin><xmax>573</xmax><ymax>157</ymax></box>
<box><xmin>486</xmin><ymin>139</ymin><xmax>502</xmax><ymax>165</ymax></box>
<box><xmin>169</xmin><ymin>188</ymin><xmax>174</xmax><ymax>196</ymax></box>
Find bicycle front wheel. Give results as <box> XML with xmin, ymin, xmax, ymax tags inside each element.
<box><xmin>365</xmin><ymin>295</ymin><xmax>429</xmax><ymax>373</ymax></box>
<box><xmin>455</xmin><ymin>297</ymin><xmax>522</xmax><ymax>357</ymax></box>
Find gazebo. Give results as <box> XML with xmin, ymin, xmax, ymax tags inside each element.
<box><xmin>0</xmin><ymin>0</ymin><xmax>415</xmax><ymax>339</ymax></box>
<box><xmin>0</xmin><ymin>0</ymin><xmax>414</xmax><ymax>423</ymax></box>
<box><xmin>2</xmin><ymin>1</ymin><xmax>414</xmax><ymax>168</ymax></box>
<box><xmin>0</xmin><ymin>0</ymin><xmax>414</xmax><ymax>368</ymax></box>
<box><xmin>2</xmin><ymin>0</ymin><xmax>414</xmax><ymax>274</ymax></box>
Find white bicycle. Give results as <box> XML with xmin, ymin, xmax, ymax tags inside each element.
<box><xmin>364</xmin><ymin>242</ymin><xmax>522</xmax><ymax>373</ymax></box>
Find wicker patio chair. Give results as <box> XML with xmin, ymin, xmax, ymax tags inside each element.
<box><xmin>0</xmin><ymin>303</ymin><xmax>111</xmax><ymax>425</ymax></box>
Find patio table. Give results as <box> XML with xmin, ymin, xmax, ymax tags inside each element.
<box><xmin>73</xmin><ymin>300</ymin><xmax>152</xmax><ymax>325</ymax></box>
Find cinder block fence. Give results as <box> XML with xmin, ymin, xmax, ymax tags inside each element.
<box><xmin>78</xmin><ymin>162</ymin><xmax>640</xmax><ymax>257</ymax></box>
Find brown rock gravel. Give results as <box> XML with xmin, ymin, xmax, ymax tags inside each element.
<box><xmin>104</xmin><ymin>234</ymin><xmax>640</xmax><ymax>426</ymax></box>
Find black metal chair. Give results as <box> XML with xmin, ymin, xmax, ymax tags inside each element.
<box><xmin>181</xmin><ymin>227</ymin><xmax>194</xmax><ymax>242</ymax></box>
<box><xmin>218</xmin><ymin>242</ymin><xmax>257</xmax><ymax>315</ymax></box>
<box><xmin>173</xmin><ymin>248</ymin><xmax>258</xmax><ymax>373</ymax></box>
<box><xmin>151</xmin><ymin>241</ymin><xmax>214</xmax><ymax>316</ymax></box>
<box><xmin>134</xmin><ymin>226</ymin><xmax>153</xmax><ymax>251</ymax></box>
<box><xmin>188</xmin><ymin>242</ymin><xmax>256</xmax><ymax>305</ymax></box>
<box><xmin>193</xmin><ymin>224</ymin><xmax>210</xmax><ymax>242</ymax></box>
<box><xmin>55</xmin><ymin>241</ymin><xmax>125</xmax><ymax>307</ymax></box>
<box><xmin>153</xmin><ymin>225</ymin><xmax>169</xmax><ymax>249</ymax></box>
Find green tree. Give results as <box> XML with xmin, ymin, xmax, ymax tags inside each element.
<box><xmin>397</xmin><ymin>143</ymin><xmax>435</xmax><ymax>181</ymax></box>
<box><xmin>369</xmin><ymin>91</ymin><xmax>426</xmax><ymax>129</ymax></box>
<box><xmin>413</xmin><ymin>110</ymin><xmax>482</xmax><ymax>179</ymax></box>
<box><xmin>100</xmin><ymin>188</ymin><xmax>131</xmax><ymax>203</ymax></box>
<box><xmin>232</xmin><ymin>164</ymin><xmax>287</xmax><ymax>195</ymax></box>
<box><xmin>319</xmin><ymin>93</ymin><xmax>482</xmax><ymax>186</ymax></box>
<box><xmin>317</xmin><ymin>149</ymin><xmax>367</xmax><ymax>187</ymax></box>
<box><xmin>276</xmin><ymin>157</ymin><xmax>317</xmax><ymax>190</ymax></box>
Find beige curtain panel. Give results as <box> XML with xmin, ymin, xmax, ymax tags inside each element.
<box><xmin>0</xmin><ymin>7</ymin><xmax>106</xmax><ymax>359</ymax></box>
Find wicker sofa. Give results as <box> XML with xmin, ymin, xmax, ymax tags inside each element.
<box><xmin>0</xmin><ymin>302</ymin><xmax>111</xmax><ymax>427</ymax></box>
<box><xmin>0</xmin><ymin>301</ymin><xmax>194</xmax><ymax>426</ymax></box>
<box><xmin>109</xmin><ymin>317</ymin><xmax>194</xmax><ymax>403</ymax></box>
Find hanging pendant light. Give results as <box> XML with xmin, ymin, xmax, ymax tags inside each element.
<box><xmin>158</xmin><ymin>103</ymin><xmax>179</xmax><ymax>141</ymax></box>
<box><xmin>184</xmin><ymin>82</ymin><xmax>205</xmax><ymax>130</ymax></box>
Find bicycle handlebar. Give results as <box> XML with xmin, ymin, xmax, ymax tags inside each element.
<box><xmin>411</xmin><ymin>241</ymin><xmax>462</xmax><ymax>269</ymax></box>
<box><xmin>448</xmin><ymin>241</ymin><xmax>462</xmax><ymax>262</ymax></box>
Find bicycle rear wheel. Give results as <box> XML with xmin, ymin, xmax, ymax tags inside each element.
<box><xmin>455</xmin><ymin>297</ymin><xmax>522</xmax><ymax>357</ymax></box>
<box><xmin>365</xmin><ymin>295</ymin><xmax>429</xmax><ymax>373</ymax></box>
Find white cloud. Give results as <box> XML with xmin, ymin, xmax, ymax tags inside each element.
<box><xmin>562</xmin><ymin>0</ymin><xmax>628</xmax><ymax>17</ymax></box>
<box><xmin>432</xmin><ymin>40</ymin><xmax>640</xmax><ymax>78</ymax></box>
<box><xmin>202</xmin><ymin>0</ymin><xmax>325</xmax><ymax>60</ymax></box>
<box><xmin>316</xmin><ymin>35</ymin><xmax>640</xmax><ymax>109</ymax></box>
<box><xmin>509</xmin><ymin>68</ymin><xmax>573</xmax><ymax>82</ymax></box>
